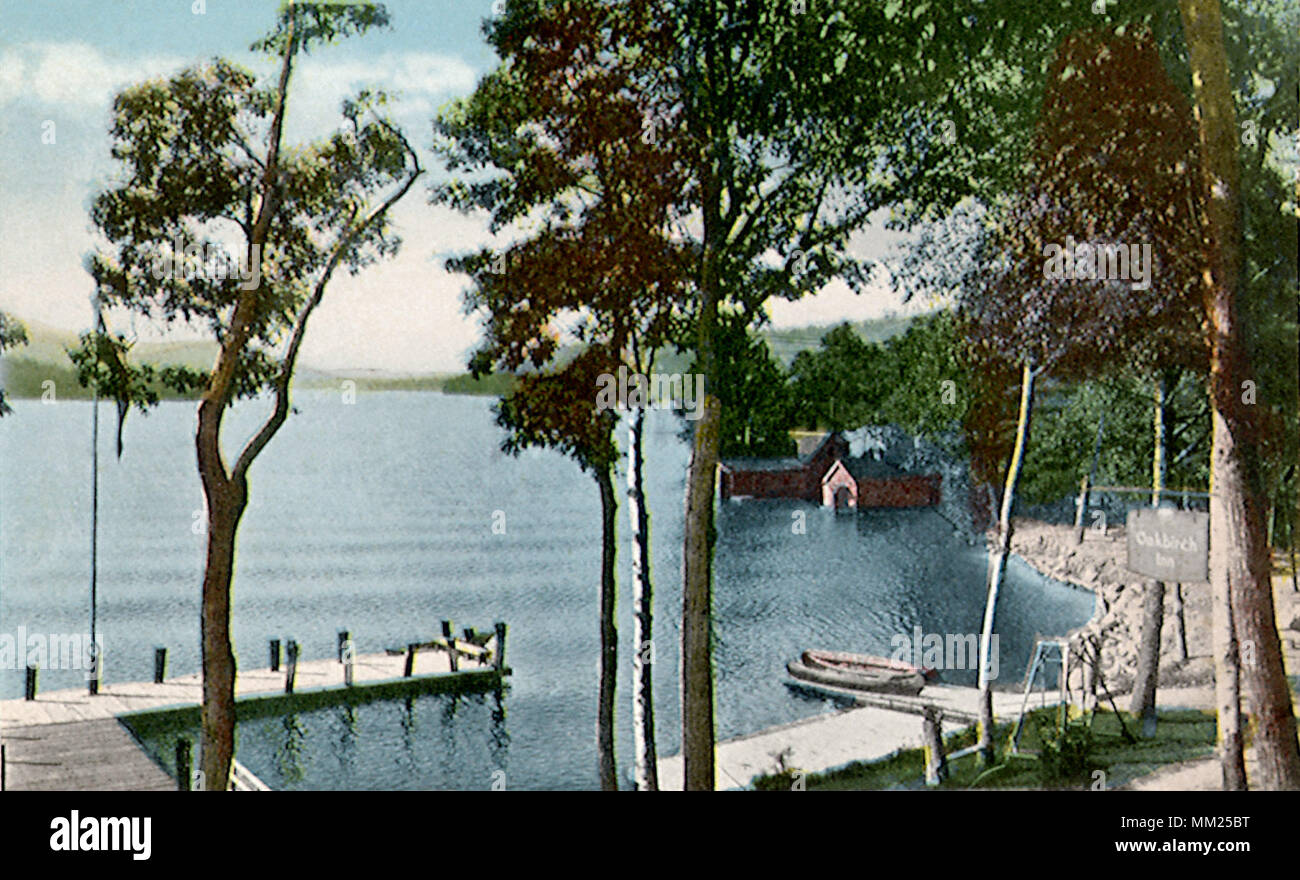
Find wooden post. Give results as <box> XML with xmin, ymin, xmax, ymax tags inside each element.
<box><xmin>922</xmin><ymin>706</ymin><xmax>948</xmax><ymax>784</ymax></box>
<box><xmin>494</xmin><ymin>622</ymin><xmax>507</xmax><ymax>672</ymax></box>
<box><xmin>176</xmin><ymin>739</ymin><xmax>192</xmax><ymax>792</ymax></box>
<box><xmin>337</xmin><ymin>630</ymin><xmax>350</xmax><ymax>662</ymax></box>
<box><xmin>1086</xmin><ymin>637</ymin><xmax>1100</xmax><ymax>714</ymax></box>
<box><xmin>404</xmin><ymin>643</ymin><xmax>417</xmax><ymax>678</ymax></box>
<box><xmin>285</xmin><ymin>640</ymin><xmax>299</xmax><ymax>694</ymax></box>
<box><xmin>344</xmin><ymin>642</ymin><xmax>354</xmax><ymax>687</ymax></box>
<box><xmin>447</xmin><ymin>637</ymin><xmax>460</xmax><ymax>672</ymax></box>
<box><xmin>464</xmin><ymin>627</ymin><xmax>482</xmax><ymax>666</ymax></box>
<box><xmin>24</xmin><ymin>664</ymin><xmax>37</xmax><ymax>701</ymax></box>
<box><xmin>270</xmin><ymin>639</ymin><xmax>281</xmax><ymax>672</ymax></box>
<box><xmin>154</xmin><ymin>647</ymin><xmax>168</xmax><ymax>684</ymax></box>
<box><xmin>88</xmin><ymin>642</ymin><xmax>100</xmax><ymax>696</ymax></box>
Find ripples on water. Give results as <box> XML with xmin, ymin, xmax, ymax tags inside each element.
<box><xmin>1</xmin><ymin>392</ymin><xmax>1092</xmax><ymax>789</ymax></box>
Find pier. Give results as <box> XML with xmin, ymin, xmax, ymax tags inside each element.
<box><xmin>1</xmin><ymin>626</ymin><xmax>510</xmax><ymax>791</ymax></box>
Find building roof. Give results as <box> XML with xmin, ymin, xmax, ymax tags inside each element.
<box><xmin>721</xmin><ymin>431</ymin><xmax>843</xmax><ymax>473</ymax></box>
<box><xmin>720</xmin><ymin>456</ymin><xmax>804</xmax><ymax>472</ymax></box>
<box><xmin>823</xmin><ymin>456</ymin><xmax>904</xmax><ymax>483</ymax></box>
<box><xmin>798</xmin><ymin>430</ymin><xmax>842</xmax><ymax>464</ymax></box>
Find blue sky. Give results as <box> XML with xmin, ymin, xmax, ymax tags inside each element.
<box><xmin>0</xmin><ymin>0</ymin><xmax>920</xmax><ymax>373</ymax></box>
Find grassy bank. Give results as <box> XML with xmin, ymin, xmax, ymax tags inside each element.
<box><xmin>752</xmin><ymin>705</ymin><xmax>1216</xmax><ymax>791</ymax></box>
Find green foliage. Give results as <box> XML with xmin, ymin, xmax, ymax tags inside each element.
<box><xmin>873</xmin><ymin>311</ymin><xmax>973</xmax><ymax>453</ymax></box>
<box><xmin>251</xmin><ymin>2</ymin><xmax>391</xmax><ymax>56</ymax></box>
<box><xmin>788</xmin><ymin>324</ymin><xmax>887</xmax><ymax>433</ymax></box>
<box><xmin>1035</xmin><ymin>716</ymin><xmax>1095</xmax><ymax>783</ymax></box>
<box><xmin>441</xmin><ymin>372</ymin><xmax>518</xmax><ymax>397</ymax></box>
<box><xmin>1018</xmin><ymin>370</ymin><xmax>1211</xmax><ymax>505</ymax></box>
<box><xmin>84</xmin><ymin>2</ymin><xmax>419</xmax><ymax>414</ymax></box>
<box><xmin>780</xmin><ymin>311</ymin><xmax>971</xmax><ymax>453</ymax></box>
<box><xmin>706</xmin><ymin>315</ymin><xmax>795</xmax><ymax>458</ymax></box>
<box><xmin>0</xmin><ymin>311</ymin><xmax>28</xmax><ymax>417</ymax></box>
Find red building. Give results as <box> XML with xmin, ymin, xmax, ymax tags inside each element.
<box><xmin>720</xmin><ymin>431</ymin><xmax>941</xmax><ymax>510</ymax></box>
<box><xmin>718</xmin><ymin>432</ymin><xmax>849</xmax><ymax>502</ymax></box>
<box><xmin>820</xmin><ymin>457</ymin><xmax>942</xmax><ymax>511</ymax></box>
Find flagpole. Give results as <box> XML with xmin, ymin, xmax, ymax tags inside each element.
<box><xmin>89</xmin><ymin>294</ymin><xmax>101</xmax><ymax>696</ymax></box>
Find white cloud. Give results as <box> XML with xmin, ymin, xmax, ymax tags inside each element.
<box><xmin>0</xmin><ymin>42</ymin><xmax>185</xmax><ymax>110</ymax></box>
<box><xmin>286</xmin><ymin>52</ymin><xmax>476</xmax><ymax>139</ymax></box>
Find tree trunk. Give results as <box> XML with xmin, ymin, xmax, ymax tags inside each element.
<box><xmin>1212</xmin><ymin>542</ymin><xmax>1247</xmax><ymax>790</ymax></box>
<box><xmin>192</xmin><ymin>9</ymin><xmax>297</xmax><ymax>793</ymax></box>
<box><xmin>977</xmin><ymin>361</ymin><xmax>1036</xmax><ymax>762</ymax></box>
<box><xmin>195</xmin><ymin>397</ymin><xmax>248</xmax><ymax>791</ymax></box>
<box><xmin>1179</xmin><ymin>0</ymin><xmax>1300</xmax><ymax>790</ymax></box>
<box><xmin>1130</xmin><ymin>580</ymin><xmax>1165</xmax><ymax>737</ymax></box>
<box><xmin>627</xmin><ymin>405</ymin><xmax>659</xmax><ymax>790</ymax></box>
<box><xmin>595</xmin><ymin>465</ymin><xmax>619</xmax><ymax>791</ymax></box>
<box><xmin>1171</xmin><ymin>583</ymin><xmax>1190</xmax><ymax>662</ymax></box>
<box><xmin>1152</xmin><ymin>372</ymin><xmax>1168</xmax><ymax>508</ymax></box>
<box><xmin>682</xmin><ymin>394</ymin><xmax>720</xmax><ymax>790</ymax></box>
<box><xmin>1131</xmin><ymin>374</ymin><xmax>1169</xmax><ymax>735</ymax></box>
<box><xmin>682</xmin><ymin>79</ymin><xmax>723</xmax><ymax>789</ymax></box>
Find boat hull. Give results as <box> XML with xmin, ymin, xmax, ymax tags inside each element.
<box><xmin>801</xmin><ymin>649</ymin><xmax>938</xmax><ymax>682</ymax></box>
<box><xmin>786</xmin><ymin>659</ymin><xmax>925</xmax><ymax>696</ymax></box>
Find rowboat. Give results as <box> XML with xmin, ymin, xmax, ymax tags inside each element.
<box><xmin>785</xmin><ymin>650</ymin><xmax>929</xmax><ymax>696</ymax></box>
<box><xmin>802</xmin><ymin>649</ymin><xmax>938</xmax><ymax>682</ymax></box>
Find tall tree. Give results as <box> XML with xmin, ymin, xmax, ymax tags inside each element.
<box><xmin>492</xmin><ymin>350</ymin><xmax>624</xmax><ymax>790</ymax></box>
<box><xmin>76</xmin><ymin>2</ymin><xmax>421</xmax><ymax>790</ymax></box>
<box><xmin>961</xmin><ymin>28</ymin><xmax>1204</xmax><ymax>760</ymax></box>
<box><xmin>434</xmin><ymin>0</ymin><xmax>687</xmax><ymax>789</ymax></box>
<box><xmin>1178</xmin><ymin>0</ymin><xmax>1300</xmax><ymax>790</ymax></box>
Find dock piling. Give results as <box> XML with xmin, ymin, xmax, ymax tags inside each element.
<box><xmin>494</xmin><ymin>622</ymin><xmax>507</xmax><ymax>672</ymax></box>
<box><xmin>922</xmin><ymin>706</ymin><xmax>948</xmax><ymax>785</ymax></box>
<box><xmin>176</xmin><ymin>738</ymin><xmax>192</xmax><ymax>792</ymax></box>
<box><xmin>270</xmin><ymin>639</ymin><xmax>281</xmax><ymax>672</ymax></box>
<box><xmin>87</xmin><ymin>643</ymin><xmax>100</xmax><ymax>696</ymax></box>
<box><xmin>441</xmin><ymin>621</ymin><xmax>458</xmax><ymax>671</ymax></box>
<box><xmin>24</xmin><ymin>664</ymin><xmax>37</xmax><ymax>701</ymax></box>
<box><xmin>154</xmin><ymin>647</ymin><xmax>168</xmax><ymax>684</ymax></box>
<box><xmin>285</xmin><ymin>640</ymin><xmax>299</xmax><ymax>694</ymax></box>
<box><xmin>404</xmin><ymin>643</ymin><xmax>417</xmax><ymax>678</ymax></box>
<box><xmin>337</xmin><ymin>630</ymin><xmax>350</xmax><ymax>662</ymax></box>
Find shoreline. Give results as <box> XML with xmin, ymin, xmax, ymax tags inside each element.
<box><xmin>1007</xmin><ymin>517</ymin><xmax>1300</xmax><ymax>696</ymax></box>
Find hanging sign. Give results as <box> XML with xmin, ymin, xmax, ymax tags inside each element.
<box><xmin>1126</xmin><ymin>508</ymin><xmax>1209</xmax><ymax>581</ymax></box>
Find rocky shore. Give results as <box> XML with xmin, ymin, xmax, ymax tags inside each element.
<box><xmin>1009</xmin><ymin>518</ymin><xmax>1300</xmax><ymax>697</ymax></box>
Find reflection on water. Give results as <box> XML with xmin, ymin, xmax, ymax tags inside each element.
<box><xmin>130</xmin><ymin>688</ymin><xmax>513</xmax><ymax>791</ymax></box>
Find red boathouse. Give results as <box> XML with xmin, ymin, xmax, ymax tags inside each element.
<box><xmin>719</xmin><ymin>431</ymin><xmax>941</xmax><ymax>510</ymax></box>
<box><xmin>718</xmin><ymin>432</ymin><xmax>849</xmax><ymax>502</ymax></box>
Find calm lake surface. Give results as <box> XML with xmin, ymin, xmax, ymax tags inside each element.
<box><xmin>0</xmin><ymin>391</ymin><xmax>1092</xmax><ymax>789</ymax></box>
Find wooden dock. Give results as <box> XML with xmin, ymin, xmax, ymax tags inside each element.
<box><xmin>2</xmin><ymin>718</ymin><xmax>174</xmax><ymax>791</ymax></box>
<box><xmin>1</xmin><ymin>634</ymin><xmax>510</xmax><ymax>791</ymax></box>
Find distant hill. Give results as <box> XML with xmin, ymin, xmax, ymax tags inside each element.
<box><xmin>0</xmin><ymin>311</ymin><xmax>923</xmax><ymax>400</ymax></box>
<box><xmin>761</xmin><ymin>313</ymin><xmax>918</xmax><ymax>366</ymax></box>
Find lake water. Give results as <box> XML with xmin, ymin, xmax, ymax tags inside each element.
<box><xmin>0</xmin><ymin>391</ymin><xmax>1092</xmax><ymax>789</ymax></box>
